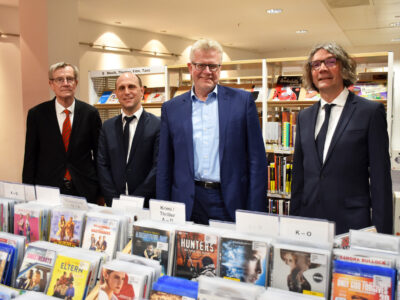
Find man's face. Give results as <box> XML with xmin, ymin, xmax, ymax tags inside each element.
<box><xmin>188</xmin><ymin>49</ymin><xmax>221</xmax><ymax>95</ymax></box>
<box><xmin>106</xmin><ymin>271</ymin><xmax>125</xmax><ymax>294</ymax></box>
<box><xmin>311</xmin><ymin>49</ymin><xmax>343</xmax><ymax>96</ymax></box>
<box><xmin>243</xmin><ymin>250</ymin><xmax>262</xmax><ymax>283</ymax></box>
<box><xmin>115</xmin><ymin>73</ymin><xmax>144</xmax><ymax>115</ymax></box>
<box><xmin>49</xmin><ymin>66</ymin><xmax>77</xmax><ymax>100</ymax></box>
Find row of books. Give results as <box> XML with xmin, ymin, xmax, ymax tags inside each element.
<box><xmin>267</xmin><ymin>155</ymin><xmax>292</xmax><ymax>195</ymax></box>
<box><xmin>265</xmin><ymin>110</ymin><xmax>297</xmax><ymax>149</ymax></box>
<box><xmin>267</xmin><ymin>198</ymin><xmax>290</xmax><ymax>215</ymax></box>
<box><xmin>98</xmin><ymin>90</ymin><xmax>165</xmax><ymax>104</ymax></box>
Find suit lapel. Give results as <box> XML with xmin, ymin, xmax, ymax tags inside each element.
<box><xmin>309</xmin><ymin>102</ymin><xmax>322</xmax><ymax>166</ymax></box>
<box><xmin>182</xmin><ymin>93</ymin><xmax>194</xmax><ymax>176</ymax></box>
<box><xmin>68</xmin><ymin>99</ymin><xmax>82</xmax><ymax>155</ymax></box>
<box><xmin>324</xmin><ymin>92</ymin><xmax>356</xmax><ymax>166</ymax></box>
<box><xmin>218</xmin><ymin>85</ymin><xmax>231</xmax><ymax>163</ymax></box>
<box><xmin>127</xmin><ymin>110</ymin><xmax>147</xmax><ymax>165</ymax></box>
<box><xmin>115</xmin><ymin>114</ymin><xmax>125</xmax><ymax>158</ymax></box>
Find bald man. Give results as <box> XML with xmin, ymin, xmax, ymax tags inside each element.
<box><xmin>97</xmin><ymin>73</ymin><xmax>160</xmax><ymax>206</ymax></box>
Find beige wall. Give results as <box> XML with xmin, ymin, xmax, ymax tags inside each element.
<box><xmin>0</xmin><ymin>5</ymin><xmax>24</xmax><ymax>182</ymax></box>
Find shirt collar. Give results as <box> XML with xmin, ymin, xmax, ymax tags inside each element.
<box><xmin>55</xmin><ymin>98</ymin><xmax>75</xmax><ymax>115</ymax></box>
<box><xmin>320</xmin><ymin>87</ymin><xmax>349</xmax><ymax>108</ymax></box>
<box><xmin>191</xmin><ymin>85</ymin><xmax>218</xmax><ymax>102</ymax></box>
<box><xmin>122</xmin><ymin>106</ymin><xmax>143</xmax><ymax>122</ymax></box>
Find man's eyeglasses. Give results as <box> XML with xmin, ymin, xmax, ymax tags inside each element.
<box><xmin>191</xmin><ymin>62</ymin><xmax>221</xmax><ymax>72</ymax></box>
<box><xmin>309</xmin><ymin>57</ymin><xmax>337</xmax><ymax>70</ymax></box>
<box><xmin>51</xmin><ymin>77</ymin><xmax>76</xmax><ymax>85</ymax></box>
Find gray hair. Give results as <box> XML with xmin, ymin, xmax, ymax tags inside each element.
<box><xmin>189</xmin><ymin>39</ymin><xmax>223</xmax><ymax>63</ymax></box>
<box><xmin>48</xmin><ymin>62</ymin><xmax>79</xmax><ymax>80</ymax></box>
<box><xmin>303</xmin><ymin>42</ymin><xmax>357</xmax><ymax>91</ymax></box>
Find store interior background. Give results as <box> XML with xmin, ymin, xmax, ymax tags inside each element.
<box><xmin>0</xmin><ymin>0</ymin><xmax>400</xmax><ymax>187</ymax></box>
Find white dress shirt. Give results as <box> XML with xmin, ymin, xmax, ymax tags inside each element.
<box><xmin>314</xmin><ymin>88</ymin><xmax>349</xmax><ymax>162</ymax></box>
<box><xmin>55</xmin><ymin>99</ymin><xmax>75</xmax><ymax>133</ymax></box>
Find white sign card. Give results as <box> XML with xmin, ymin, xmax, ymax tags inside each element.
<box><xmin>117</xmin><ymin>195</ymin><xmax>145</xmax><ymax>209</ymax></box>
<box><xmin>236</xmin><ymin>210</ymin><xmax>279</xmax><ymax>237</ymax></box>
<box><xmin>24</xmin><ymin>184</ymin><xmax>36</xmax><ymax>201</ymax></box>
<box><xmin>35</xmin><ymin>185</ymin><xmax>60</xmax><ymax>204</ymax></box>
<box><xmin>149</xmin><ymin>199</ymin><xmax>186</xmax><ymax>224</ymax></box>
<box><xmin>350</xmin><ymin>229</ymin><xmax>400</xmax><ymax>253</ymax></box>
<box><xmin>3</xmin><ymin>182</ymin><xmax>25</xmax><ymax>200</ymax></box>
<box><xmin>0</xmin><ymin>181</ymin><xmax>4</xmax><ymax>197</ymax></box>
<box><xmin>60</xmin><ymin>195</ymin><xmax>89</xmax><ymax>210</ymax></box>
<box><xmin>279</xmin><ymin>215</ymin><xmax>333</xmax><ymax>243</ymax></box>
<box><xmin>209</xmin><ymin>219</ymin><xmax>236</xmax><ymax>230</ymax></box>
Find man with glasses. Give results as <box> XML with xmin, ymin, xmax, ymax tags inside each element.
<box><xmin>23</xmin><ymin>62</ymin><xmax>102</xmax><ymax>203</ymax></box>
<box><xmin>157</xmin><ymin>39</ymin><xmax>267</xmax><ymax>224</ymax></box>
<box><xmin>291</xmin><ymin>42</ymin><xmax>392</xmax><ymax>234</ymax></box>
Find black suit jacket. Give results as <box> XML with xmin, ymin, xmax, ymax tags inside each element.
<box><xmin>97</xmin><ymin>110</ymin><xmax>160</xmax><ymax>206</ymax></box>
<box><xmin>22</xmin><ymin>98</ymin><xmax>102</xmax><ymax>203</ymax></box>
<box><xmin>291</xmin><ymin>91</ymin><xmax>393</xmax><ymax>234</ymax></box>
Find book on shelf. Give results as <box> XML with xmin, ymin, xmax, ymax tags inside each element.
<box><xmin>268</xmin><ymin>154</ymin><xmax>292</xmax><ymax>195</ymax></box>
<box><xmin>269</xmin><ymin>76</ymin><xmax>302</xmax><ymax>101</ymax></box>
<box><xmin>98</xmin><ymin>91</ymin><xmax>119</xmax><ymax>104</ymax></box>
<box><xmin>348</xmin><ymin>81</ymin><xmax>387</xmax><ymax>100</ymax></box>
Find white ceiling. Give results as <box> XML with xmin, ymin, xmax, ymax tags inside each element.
<box><xmin>3</xmin><ymin>0</ymin><xmax>400</xmax><ymax>53</ymax></box>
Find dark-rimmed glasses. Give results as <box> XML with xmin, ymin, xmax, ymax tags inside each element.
<box><xmin>191</xmin><ymin>62</ymin><xmax>221</xmax><ymax>72</ymax></box>
<box><xmin>310</xmin><ymin>57</ymin><xmax>337</xmax><ymax>70</ymax></box>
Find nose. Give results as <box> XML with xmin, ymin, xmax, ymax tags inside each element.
<box><xmin>318</xmin><ymin>61</ymin><xmax>329</xmax><ymax>71</ymax></box>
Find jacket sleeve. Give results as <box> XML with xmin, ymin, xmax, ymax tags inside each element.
<box><xmin>245</xmin><ymin>93</ymin><xmax>268</xmax><ymax>212</ymax></box>
<box><xmin>22</xmin><ymin>109</ymin><xmax>38</xmax><ymax>184</ymax></box>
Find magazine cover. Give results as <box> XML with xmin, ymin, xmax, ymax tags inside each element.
<box><xmin>49</xmin><ymin>209</ymin><xmax>84</xmax><ymax>247</ymax></box>
<box><xmin>219</xmin><ymin>237</ymin><xmax>268</xmax><ymax>286</ymax></box>
<box><xmin>46</xmin><ymin>254</ymin><xmax>91</xmax><ymax>300</ymax></box>
<box><xmin>98</xmin><ymin>267</ymin><xmax>146</xmax><ymax>300</ymax></box>
<box><xmin>0</xmin><ymin>249</ymin><xmax>9</xmax><ymax>283</ymax></box>
<box><xmin>269</xmin><ymin>245</ymin><xmax>329</xmax><ymax>297</ymax></box>
<box><xmin>331</xmin><ymin>260</ymin><xmax>396</xmax><ymax>300</ymax></box>
<box><xmin>174</xmin><ymin>230</ymin><xmax>218</xmax><ymax>280</ymax></box>
<box><xmin>132</xmin><ymin>225</ymin><xmax>170</xmax><ymax>275</ymax></box>
<box><xmin>15</xmin><ymin>245</ymin><xmax>56</xmax><ymax>292</ymax></box>
<box><xmin>13</xmin><ymin>206</ymin><xmax>40</xmax><ymax>243</ymax></box>
<box><xmin>81</xmin><ymin>214</ymin><xmax>119</xmax><ymax>259</ymax></box>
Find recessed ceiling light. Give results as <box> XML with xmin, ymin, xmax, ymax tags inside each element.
<box><xmin>296</xmin><ymin>30</ymin><xmax>308</xmax><ymax>34</ymax></box>
<box><xmin>266</xmin><ymin>8</ymin><xmax>283</xmax><ymax>14</ymax></box>
<box><xmin>390</xmin><ymin>22</ymin><xmax>400</xmax><ymax>27</ymax></box>
<box><xmin>391</xmin><ymin>38</ymin><xmax>400</xmax><ymax>42</ymax></box>
<box><xmin>0</xmin><ymin>34</ymin><xmax>8</xmax><ymax>38</ymax></box>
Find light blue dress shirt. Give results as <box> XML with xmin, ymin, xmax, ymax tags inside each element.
<box><xmin>191</xmin><ymin>86</ymin><xmax>220</xmax><ymax>182</ymax></box>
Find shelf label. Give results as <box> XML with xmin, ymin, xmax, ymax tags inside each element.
<box><xmin>90</xmin><ymin>66</ymin><xmax>164</xmax><ymax>78</ymax></box>
<box><xmin>116</xmin><ymin>195</ymin><xmax>145</xmax><ymax>209</ymax></box>
<box><xmin>236</xmin><ymin>210</ymin><xmax>279</xmax><ymax>237</ymax></box>
<box><xmin>3</xmin><ymin>182</ymin><xmax>25</xmax><ymax>200</ymax></box>
<box><xmin>279</xmin><ymin>215</ymin><xmax>333</xmax><ymax>243</ymax></box>
<box><xmin>149</xmin><ymin>199</ymin><xmax>186</xmax><ymax>224</ymax></box>
<box><xmin>60</xmin><ymin>194</ymin><xmax>88</xmax><ymax>210</ymax></box>
<box><xmin>36</xmin><ymin>185</ymin><xmax>60</xmax><ymax>204</ymax></box>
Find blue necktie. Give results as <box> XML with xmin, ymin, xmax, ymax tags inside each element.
<box><xmin>316</xmin><ymin>104</ymin><xmax>335</xmax><ymax>163</ymax></box>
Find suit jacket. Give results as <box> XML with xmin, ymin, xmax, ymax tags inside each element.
<box><xmin>97</xmin><ymin>110</ymin><xmax>160</xmax><ymax>206</ymax></box>
<box><xmin>291</xmin><ymin>91</ymin><xmax>393</xmax><ymax>234</ymax></box>
<box><xmin>22</xmin><ymin>98</ymin><xmax>102</xmax><ymax>203</ymax></box>
<box><xmin>156</xmin><ymin>85</ymin><xmax>267</xmax><ymax>220</ymax></box>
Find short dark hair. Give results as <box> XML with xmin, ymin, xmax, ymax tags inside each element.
<box><xmin>303</xmin><ymin>42</ymin><xmax>357</xmax><ymax>91</ymax></box>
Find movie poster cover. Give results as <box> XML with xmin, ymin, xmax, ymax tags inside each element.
<box><xmin>331</xmin><ymin>260</ymin><xmax>396</xmax><ymax>300</ymax></box>
<box><xmin>269</xmin><ymin>245</ymin><xmax>329</xmax><ymax>297</ymax></box>
<box><xmin>0</xmin><ymin>250</ymin><xmax>9</xmax><ymax>283</ymax></box>
<box><xmin>219</xmin><ymin>237</ymin><xmax>268</xmax><ymax>286</ymax></box>
<box><xmin>98</xmin><ymin>267</ymin><xmax>146</xmax><ymax>300</ymax></box>
<box><xmin>174</xmin><ymin>230</ymin><xmax>218</xmax><ymax>280</ymax></box>
<box><xmin>49</xmin><ymin>209</ymin><xmax>84</xmax><ymax>247</ymax></box>
<box><xmin>81</xmin><ymin>214</ymin><xmax>119</xmax><ymax>260</ymax></box>
<box><xmin>150</xmin><ymin>290</ymin><xmax>187</xmax><ymax>300</ymax></box>
<box><xmin>132</xmin><ymin>225</ymin><xmax>170</xmax><ymax>275</ymax></box>
<box><xmin>15</xmin><ymin>245</ymin><xmax>56</xmax><ymax>292</ymax></box>
<box><xmin>13</xmin><ymin>206</ymin><xmax>40</xmax><ymax>243</ymax></box>
<box><xmin>46</xmin><ymin>254</ymin><xmax>91</xmax><ymax>300</ymax></box>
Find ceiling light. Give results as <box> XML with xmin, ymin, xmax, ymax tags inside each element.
<box><xmin>296</xmin><ymin>30</ymin><xmax>308</xmax><ymax>34</ymax></box>
<box><xmin>266</xmin><ymin>8</ymin><xmax>283</xmax><ymax>14</ymax></box>
<box><xmin>390</xmin><ymin>22</ymin><xmax>400</xmax><ymax>27</ymax></box>
<box><xmin>0</xmin><ymin>33</ymin><xmax>7</xmax><ymax>38</ymax></box>
<box><xmin>391</xmin><ymin>38</ymin><xmax>400</xmax><ymax>42</ymax></box>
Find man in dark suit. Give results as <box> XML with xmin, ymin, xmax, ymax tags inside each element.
<box><xmin>97</xmin><ymin>73</ymin><xmax>160</xmax><ymax>206</ymax></box>
<box><xmin>156</xmin><ymin>39</ymin><xmax>267</xmax><ymax>224</ymax></box>
<box><xmin>291</xmin><ymin>42</ymin><xmax>393</xmax><ymax>234</ymax></box>
<box><xmin>23</xmin><ymin>62</ymin><xmax>102</xmax><ymax>203</ymax></box>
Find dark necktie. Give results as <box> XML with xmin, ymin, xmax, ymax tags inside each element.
<box><xmin>316</xmin><ymin>104</ymin><xmax>335</xmax><ymax>163</ymax></box>
<box><xmin>62</xmin><ymin>109</ymin><xmax>72</xmax><ymax>180</ymax></box>
<box><xmin>123</xmin><ymin>115</ymin><xmax>135</xmax><ymax>159</ymax></box>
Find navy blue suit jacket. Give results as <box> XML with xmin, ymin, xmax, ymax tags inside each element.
<box><xmin>291</xmin><ymin>91</ymin><xmax>393</xmax><ymax>234</ymax></box>
<box><xmin>22</xmin><ymin>98</ymin><xmax>102</xmax><ymax>203</ymax></box>
<box><xmin>156</xmin><ymin>85</ymin><xmax>268</xmax><ymax>220</ymax></box>
<box><xmin>97</xmin><ymin>110</ymin><xmax>160</xmax><ymax>206</ymax></box>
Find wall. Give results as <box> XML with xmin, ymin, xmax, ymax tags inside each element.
<box><xmin>0</xmin><ymin>5</ymin><xmax>24</xmax><ymax>182</ymax></box>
